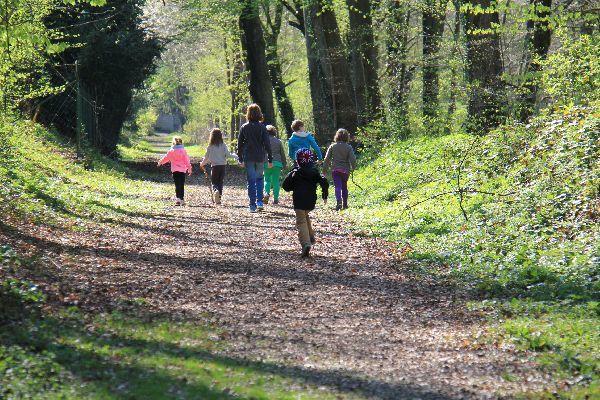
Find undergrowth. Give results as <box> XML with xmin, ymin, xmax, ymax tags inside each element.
<box><xmin>0</xmin><ymin>117</ymin><xmax>168</xmax><ymax>225</ymax></box>
<box><xmin>347</xmin><ymin>37</ymin><xmax>599</xmax><ymax>396</ymax></box>
<box><xmin>0</xmin><ymin>246</ymin><xmax>348</xmax><ymax>399</ymax></box>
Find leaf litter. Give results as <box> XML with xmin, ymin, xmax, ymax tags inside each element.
<box><xmin>0</xmin><ymin>167</ymin><xmax>558</xmax><ymax>399</ymax></box>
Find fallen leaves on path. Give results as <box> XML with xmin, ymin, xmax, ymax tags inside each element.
<box><xmin>1</xmin><ymin>167</ymin><xmax>557</xmax><ymax>399</ymax></box>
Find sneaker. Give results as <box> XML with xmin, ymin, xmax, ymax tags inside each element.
<box><xmin>263</xmin><ymin>194</ymin><xmax>270</xmax><ymax>204</ymax></box>
<box><xmin>273</xmin><ymin>199</ymin><xmax>279</xmax><ymax>205</ymax></box>
<box><xmin>175</xmin><ymin>198</ymin><xmax>182</xmax><ymax>206</ymax></box>
<box><xmin>179</xmin><ymin>199</ymin><xmax>186</xmax><ymax>206</ymax></box>
<box><xmin>249</xmin><ymin>205</ymin><xmax>258</xmax><ymax>213</ymax></box>
<box><xmin>256</xmin><ymin>201</ymin><xmax>264</xmax><ymax>211</ymax></box>
<box><xmin>336</xmin><ymin>201</ymin><xmax>343</xmax><ymax>211</ymax></box>
<box><xmin>310</xmin><ymin>235</ymin><xmax>316</xmax><ymax>245</ymax></box>
<box><xmin>301</xmin><ymin>244</ymin><xmax>311</xmax><ymax>258</ymax></box>
<box><xmin>214</xmin><ymin>190</ymin><xmax>221</xmax><ymax>205</ymax></box>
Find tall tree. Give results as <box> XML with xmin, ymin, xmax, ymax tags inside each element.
<box><xmin>303</xmin><ymin>0</ymin><xmax>357</xmax><ymax>142</ymax></box>
<box><xmin>346</xmin><ymin>0</ymin><xmax>382</xmax><ymax>125</ymax></box>
<box><xmin>239</xmin><ymin>0</ymin><xmax>276</xmax><ymax>124</ymax></box>
<box><xmin>422</xmin><ymin>0</ymin><xmax>446</xmax><ymax>124</ymax></box>
<box><xmin>36</xmin><ymin>0</ymin><xmax>160</xmax><ymax>155</ymax></box>
<box><xmin>519</xmin><ymin>0</ymin><xmax>552</xmax><ymax>121</ymax></box>
<box><xmin>464</xmin><ymin>0</ymin><xmax>505</xmax><ymax>134</ymax></box>
<box><xmin>386</xmin><ymin>0</ymin><xmax>414</xmax><ymax>137</ymax></box>
<box><xmin>445</xmin><ymin>0</ymin><xmax>462</xmax><ymax>133</ymax></box>
<box><xmin>261</xmin><ymin>1</ymin><xmax>295</xmax><ymax>136</ymax></box>
<box><xmin>282</xmin><ymin>0</ymin><xmax>335</xmax><ymax>138</ymax></box>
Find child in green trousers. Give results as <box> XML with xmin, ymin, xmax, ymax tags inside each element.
<box><xmin>263</xmin><ymin>125</ymin><xmax>287</xmax><ymax>205</ymax></box>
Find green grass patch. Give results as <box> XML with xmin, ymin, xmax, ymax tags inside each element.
<box><xmin>470</xmin><ymin>299</ymin><xmax>600</xmax><ymax>398</ymax></box>
<box><xmin>0</xmin><ymin>117</ymin><xmax>169</xmax><ymax>224</ymax></box>
<box><xmin>1</xmin><ymin>304</ymin><xmax>351</xmax><ymax>399</ymax></box>
<box><xmin>347</xmin><ymin>104</ymin><xmax>599</xmax><ymax>397</ymax></box>
<box><xmin>349</xmin><ymin>104</ymin><xmax>599</xmax><ymax>301</ymax></box>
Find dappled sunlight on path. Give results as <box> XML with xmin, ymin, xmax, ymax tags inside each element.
<box><xmin>1</xmin><ymin>166</ymin><xmax>555</xmax><ymax>399</ymax></box>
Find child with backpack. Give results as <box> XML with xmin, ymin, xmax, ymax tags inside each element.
<box><xmin>158</xmin><ymin>136</ymin><xmax>193</xmax><ymax>206</ymax></box>
<box><xmin>199</xmin><ymin>128</ymin><xmax>238</xmax><ymax>205</ymax></box>
<box><xmin>287</xmin><ymin>119</ymin><xmax>323</xmax><ymax>163</ymax></box>
<box><xmin>324</xmin><ymin>128</ymin><xmax>357</xmax><ymax>211</ymax></box>
<box><xmin>282</xmin><ymin>148</ymin><xmax>329</xmax><ymax>258</ymax></box>
<box><xmin>263</xmin><ymin>125</ymin><xmax>287</xmax><ymax>205</ymax></box>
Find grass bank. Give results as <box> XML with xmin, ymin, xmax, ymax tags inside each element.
<box><xmin>346</xmin><ymin>103</ymin><xmax>599</xmax><ymax>397</ymax></box>
<box><xmin>0</xmin><ymin>117</ymin><xmax>169</xmax><ymax>225</ymax></box>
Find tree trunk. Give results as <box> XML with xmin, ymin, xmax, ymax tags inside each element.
<box><xmin>303</xmin><ymin>3</ymin><xmax>336</xmax><ymax>141</ymax></box>
<box><xmin>386</xmin><ymin>0</ymin><xmax>413</xmax><ymax>138</ymax></box>
<box><xmin>519</xmin><ymin>0</ymin><xmax>551</xmax><ymax>121</ymax></box>
<box><xmin>346</xmin><ymin>0</ymin><xmax>381</xmax><ymax>126</ymax></box>
<box><xmin>422</xmin><ymin>0</ymin><xmax>446</xmax><ymax>124</ymax></box>
<box><xmin>224</xmin><ymin>39</ymin><xmax>244</xmax><ymax>142</ymax></box>
<box><xmin>239</xmin><ymin>0</ymin><xmax>276</xmax><ymax>124</ymax></box>
<box><xmin>305</xmin><ymin>0</ymin><xmax>358</xmax><ymax>142</ymax></box>
<box><xmin>445</xmin><ymin>0</ymin><xmax>462</xmax><ymax>133</ymax></box>
<box><xmin>263</xmin><ymin>2</ymin><xmax>296</xmax><ymax>137</ymax></box>
<box><xmin>464</xmin><ymin>0</ymin><xmax>505</xmax><ymax>134</ymax></box>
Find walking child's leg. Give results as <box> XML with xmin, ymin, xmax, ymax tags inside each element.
<box><xmin>246</xmin><ymin>163</ymin><xmax>258</xmax><ymax>207</ymax></box>
<box><xmin>173</xmin><ymin>172</ymin><xmax>185</xmax><ymax>200</ymax></box>
<box><xmin>264</xmin><ymin>165</ymin><xmax>273</xmax><ymax>196</ymax></box>
<box><xmin>294</xmin><ymin>209</ymin><xmax>311</xmax><ymax>246</ymax></box>
<box><xmin>272</xmin><ymin>166</ymin><xmax>282</xmax><ymax>201</ymax></box>
<box><xmin>255</xmin><ymin>163</ymin><xmax>265</xmax><ymax>205</ymax></box>
<box><xmin>332</xmin><ymin>171</ymin><xmax>343</xmax><ymax>205</ymax></box>
<box><xmin>181</xmin><ymin>174</ymin><xmax>186</xmax><ymax>200</ymax></box>
<box><xmin>172</xmin><ymin>173</ymin><xmax>178</xmax><ymax>198</ymax></box>
<box><xmin>216</xmin><ymin>166</ymin><xmax>225</xmax><ymax>193</ymax></box>
<box><xmin>306</xmin><ymin>211</ymin><xmax>315</xmax><ymax>240</ymax></box>
<box><xmin>210</xmin><ymin>167</ymin><xmax>218</xmax><ymax>192</ymax></box>
<box><xmin>342</xmin><ymin>172</ymin><xmax>349</xmax><ymax>208</ymax></box>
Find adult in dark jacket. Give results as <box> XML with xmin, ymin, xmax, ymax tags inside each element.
<box><xmin>237</xmin><ymin>104</ymin><xmax>273</xmax><ymax>212</ymax></box>
<box><xmin>282</xmin><ymin>148</ymin><xmax>329</xmax><ymax>257</ymax></box>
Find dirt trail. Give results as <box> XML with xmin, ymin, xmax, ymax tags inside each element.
<box><xmin>2</xmin><ymin>160</ymin><xmax>554</xmax><ymax>399</ymax></box>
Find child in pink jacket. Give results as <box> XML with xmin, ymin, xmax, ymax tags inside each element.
<box><xmin>158</xmin><ymin>136</ymin><xmax>192</xmax><ymax>206</ymax></box>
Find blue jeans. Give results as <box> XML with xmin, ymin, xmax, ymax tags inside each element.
<box><xmin>245</xmin><ymin>162</ymin><xmax>264</xmax><ymax>207</ymax></box>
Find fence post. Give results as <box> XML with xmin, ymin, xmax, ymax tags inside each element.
<box><xmin>75</xmin><ymin>60</ymin><xmax>83</xmax><ymax>159</ymax></box>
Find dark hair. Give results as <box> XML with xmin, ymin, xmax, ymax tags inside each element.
<box><xmin>334</xmin><ymin>128</ymin><xmax>349</xmax><ymax>143</ymax></box>
<box><xmin>266</xmin><ymin>125</ymin><xmax>278</xmax><ymax>136</ymax></box>
<box><xmin>209</xmin><ymin>128</ymin><xmax>224</xmax><ymax>146</ymax></box>
<box><xmin>246</xmin><ymin>103</ymin><xmax>263</xmax><ymax>122</ymax></box>
<box><xmin>291</xmin><ymin>119</ymin><xmax>304</xmax><ymax>132</ymax></box>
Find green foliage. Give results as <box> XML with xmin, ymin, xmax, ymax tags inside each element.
<box><xmin>0</xmin><ymin>305</ymin><xmax>350</xmax><ymax>399</ymax></box>
<box><xmin>0</xmin><ymin>0</ymin><xmax>57</xmax><ymax>110</ymax></box>
<box><xmin>350</xmin><ymin>103</ymin><xmax>599</xmax><ymax>300</ymax></box>
<box><xmin>541</xmin><ymin>33</ymin><xmax>600</xmax><ymax>105</ymax></box>
<box><xmin>472</xmin><ymin>299</ymin><xmax>600</xmax><ymax>397</ymax></box>
<box><xmin>0</xmin><ymin>115</ymin><xmax>168</xmax><ymax>223</ymax></box>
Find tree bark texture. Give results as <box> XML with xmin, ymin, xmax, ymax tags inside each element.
<box><xmin>346</xmin><ymin>0</ymin><xmax>382</xmax><ymax>126</ymax></box>
<box><xmin>520</xmin><ymin>0</ymin><xmax>551</xmax><ymax>121</ymax></box>
<box><xmin>304</xmin><ymin>0</ymin><xmax>358</xmax><ymax>142</ymax></box>
<box><xmin>239</xmin><ymin>0</ymin><xmax>276</xmax><ymax>124</ymax></box>
<box><xmin>464</xmin><ymin>0</ymin><xmax>505</xmax><ymax>134</ymax></box>
<box><xmin>422</xmin><ymin>0</ymin><xmax>446</xmax><ymax>122</ymax></box>
<box><xmin>263</xmin><ymin>2</ymin><xmax>295</xmax><ymax>136</ymax></box>
<box><xmin>386</xmin><ymin>0</ymin><xmax>413</xmax><ymax>137</ymax></box>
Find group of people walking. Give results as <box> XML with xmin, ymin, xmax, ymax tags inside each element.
<box><xmin>157</xmin><ymin>103</ymin><xmax>357</xmax><ymax>257</ymax></box>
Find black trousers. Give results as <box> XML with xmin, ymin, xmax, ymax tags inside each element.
<box><xmin>211</xmin><ymin>165</ymin><xmax>226</xmax><ymax>193</ymax></box>
<box><xmin>173</xmin><ymin>172</ymin><xmax>186</xmax><ymax>200</ymax></box>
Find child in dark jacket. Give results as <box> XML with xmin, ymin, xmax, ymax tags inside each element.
<box><xmin>282</xmin><ymin>148</ymin><xmax>329</xmax><ymax>258</ymax></box>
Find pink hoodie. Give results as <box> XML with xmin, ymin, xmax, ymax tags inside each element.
<box><xmin>158</xmin><ymin>145</ymin><xmax>192</xmax><ymax>174</ymax></box>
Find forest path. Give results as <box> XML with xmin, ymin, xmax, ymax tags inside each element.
<box><xmin>5</xmin><ymin>157</ymin><xmax>553</xmax><ymax>399</ymax></box>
